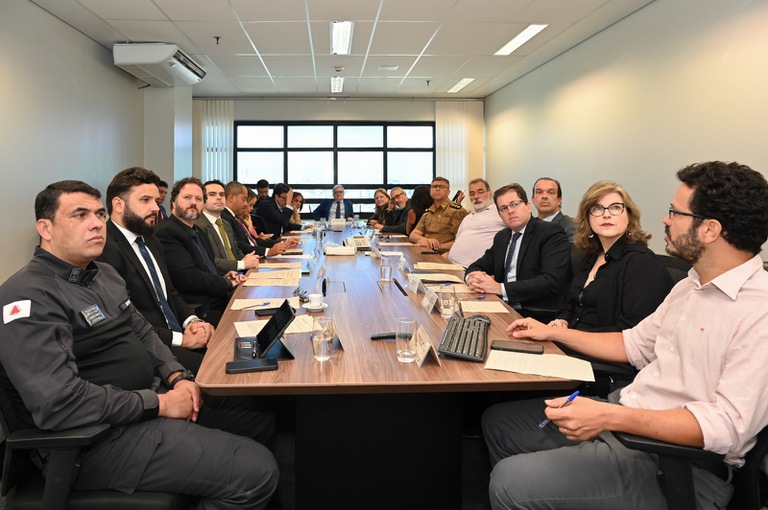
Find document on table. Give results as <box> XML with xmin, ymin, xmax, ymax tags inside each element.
<box><xmin>325</xmin><ymin>246</ymin><xmax>356</xmax><ymax>256</ymax></box>
<box><xmin>378</xmin><ymin>241</ymin><xmax>412</xmax><ymax>246</ymax></box>
<box><xmin>460</xmin><ymin>300</ymin><xmax>508</xmax><ymax>314</ymax></box>
<box><xmin>426</xmin><ymin>283</ymin><xmax>473</xmax><ymax>293</ymax></box>
<box><xmin>248</xmin><ymin>269</ymin><xmax>302</xmax><ymax>280</ymax></box>
<box><xmin>243</xmin><ymin>278</ymin><xmax>300</xmax><ymax>287</ymax></box>
<box><xmin>258</xmin><ymin>262</ymin><xmax>303</xmax><ymax>269</ymax></box>
<box><xmin>485</xmin><ymin>350</ymin><xmax>595</xmax><ymax>382</ymax></box>
<box><xmin>379</xmin><ymin>251</ymin><xmax>404</xmax><ymax>257</ymax></box>
<box><xmin>412</xmin><ymin>273</ymin><xmax>463</xmax><ymax>283</ymax></box>
<box><xmin>230</xmin><ymin>297</ymin><xmax>300</xmax><ymax>310</ymax></box>
<box><xmin>234</xmin><ymin>314</ymin><xmax>314</xmax><ymax>337</ymax></box>
<box><xmin>413</xmin><ymin>262</ymin><xmax>464</xmax><ymax>271</ymax></box>
<box><xmin>274</xmin><ymin>254</ymin><xmax>312</xmax><ymax>259</ymax></box>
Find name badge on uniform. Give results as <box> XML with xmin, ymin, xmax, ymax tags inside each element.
<box><xmin>81</xmin><ymin>304</ymin><xmax>106</xmax><ymax>327</ymax></box>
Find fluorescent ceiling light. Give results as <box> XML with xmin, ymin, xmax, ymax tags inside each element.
<box><xmin>447</xmin><ymin>78</ymin><xmax>475</xmax><ymax>94</ymax></box>
<box><xmin>331</xmin><ymin>76</ymin><xmax>344</xmax><ymax>93</ymax></box>
<box><xmin>495</xmin><ymin>24</ymin><xmax>548</xmax><ymax>56</ymax></box>
<box><xmin>331</xmin><ymin>21</ymin><xmax>354</xmax><ymax>55</ymax></box>
<box><xmin>378</xmin><ymin>65</ymin><xmax>399</xmax><ymax>72</ymax></box>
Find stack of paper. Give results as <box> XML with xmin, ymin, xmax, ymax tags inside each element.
<box><xmin>485</xmin><ymin>350</ymin><xmax>595</xmax><ymax>382</ymax></box>
<box><xmin>325</xmin><ymin>246</ymin><xmax>356</xmax><ymax>256</ymax></box>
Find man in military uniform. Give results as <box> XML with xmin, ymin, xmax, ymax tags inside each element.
<box><xmin>0</xmin><ymin>180</ymin><xmax>278</xmax><ymax>508</ymax></box>
<box><xmin>409</xmin><ymin>176</ymin><xmax>468</xmax><ymax>252</ymax></box>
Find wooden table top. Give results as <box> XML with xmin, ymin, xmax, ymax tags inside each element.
<box><xmin>196</xmin><ymin>226</ymin><xmax>577</xmax><ymax>396</ymax></box>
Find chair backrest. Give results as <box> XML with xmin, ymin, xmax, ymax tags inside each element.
<box><xmin>656</xmin><ymin>254</ymin><xmax>691</xmax><ymax>285</ymax></box>
<box><xmin>729</xmin><ymin>425</ymin><xmax>768</xmax><ymax>509</ymax></box>
<box><xmin>570</xmin><ymin>242</ymin><xmax>587</xmax><ymax>279</ymax></box>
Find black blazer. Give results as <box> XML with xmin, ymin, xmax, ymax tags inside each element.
<box><xmin>220</xmin><ymin>208</ymin><xmax>271</xmax><ymax>256</ymax></box>
<box><xmin>195</xmin><ymin>213</ymin><xmax>243</xmax><ymax>275</ymax></box>
<box><xmin>98</xmin><ymin>221</ymin><xmax>204</xmax><ymax>371</ymax></box>
<box><xmin>466</xmin><ymin>217</ymin><xmax>571</xmax><ymax>311</ymax></box>
<box><xmin>254</xmin><ymin>197</ymin><xmax>302</xmax><ymax>238</ymax></box>
<box><xmin>154</xmin><ymin>215</ymin><xmax>233</xmax><ymax>325</ymax></box>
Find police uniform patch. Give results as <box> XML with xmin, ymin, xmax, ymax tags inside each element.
<box><xmin>3</xmin><ymin>300</ymin><xmax>31</xmax><ymax>324</ymax></box>
<box><xmin>81</xmin><ymin>304</ymin><xmax>106</xmax><ymax>326</ymax></box>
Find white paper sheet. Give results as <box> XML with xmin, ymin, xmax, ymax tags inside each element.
<box><xmin>484</xmin><ymin>350</ymin><xmax>595</xmax><ymax>382</ymax></box>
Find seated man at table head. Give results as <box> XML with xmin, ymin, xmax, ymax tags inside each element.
<box><xmin>221</xmin><ymin>180</ymin><xmax>295</xmax><ymax>257</ymax></box>
<box><xmin>155</xmin><ymin>177</ymin><xmax>244</xmax><ymax>326</ymax></box>
<box><xmin>408</xmin><ymin>176</ymin><xmax>468</xmax><ymax>252</ymax></box>
<box><xmin>196</xmin><ymin>179</ymin><xmax>260</xmax><ymax>275</ymax></box>
<box><xmin>256</xmin><ymin>178</ymin><xmax>270</xmax><ymax>202</ymax></box>
<box><xmin>156</xmin><ymin>179</ymin><xmax>169</xmax><ymax>220</ymax></box>
<box><xmin>97</xmin><ymin>167</ymin><xmax>213</xmax><ymax>372</ymax></box>
<box><xmin>532</xmin><ymin>176</ymin><xmax>575</xmax><ymax>241</ymax></box>
<box><xmin>484</xmin><ymin>161</ymin><xmax>768</xmax><ymax>510</ymax></box>
<box><xmin>0</xmin><ymin>179</ymin><xmax>278</xmax><ymax>506</ymax></box>
<box><xmin>465</xmin><ymin>182</ymin><xmax>570</xmax><ymax>317</ymax></box>
<box><xmin>255</xmin><ymin>182</ymin><xmax>304</xmax><ymax>238</ymax></box>
<box><xmin>312</xmin><ymin>184</ymin><xmax>354</xmax><ymax>221</ymax></box>
<box><xmin>371</xmin><ymin>186</ymin><xmax>411</xmax><ymax>234</ymax></box>
<box><xmin>446</xmin><ymin>178</ymin><xmax>506</xmax><ymax>268</ymax></box>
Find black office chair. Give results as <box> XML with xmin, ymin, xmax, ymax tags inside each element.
<box><xmin>614</xmin><ymin>425</ymin><xmax>768</xmax><ymax>510</ymax></box>
<box><xmin>656</xmin><ymin>254</ymin><xmax>692</xmax><ymax>284</ymax></box>
<box><xmin>0</xmin><ymin>383</ymin><xmax>194</xmax><ymax>510</ymax></box>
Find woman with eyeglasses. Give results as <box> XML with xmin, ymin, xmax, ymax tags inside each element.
<box><xmin>550</xmin><ymin>181</ymin><xmax>672</xmax><ymax>332</ymax></box>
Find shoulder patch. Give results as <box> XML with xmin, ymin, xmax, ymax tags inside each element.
<box><xmin>450</xmin><ymin>203</ymin><xmax>462</xmax><ymax>209</ymax></box>
<box><xmin>3</xmin><ymin>300</ymin><xmax>31</xmax><ymax>324</ymax></box>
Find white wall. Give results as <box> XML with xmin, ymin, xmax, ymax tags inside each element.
<box><xmin>485</xmin><ymin>0</ymin><xmax>768</xmax><ymax>256</ymax></box>
<box><xmin>0</xmin><ymin>1</ymin><xmax>144</xmax><ymax>280</ymax></box>
<box><xmin>234</xmin><ymin>99</ymin><xmax>435</xmax><ymax>122</ymax></box>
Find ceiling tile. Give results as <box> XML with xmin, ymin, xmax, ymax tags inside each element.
<box><xmin>77</xmin><ymin>0</ymin><xmax>166</xmax><ymax>20</ymax></box>
<box><xmin>369</xmin><ymin>22</ymin><xmax>440</xmax><ymax>55</ymax></box>
<box><xmin>242</xmin><ymin>22</ymin><xmax>313</xmax><ymax>54</ymax></box>
<box><xmin>152</xmin><ymin>0</ymin><xmax>236</xmax><ymax>22</ymax></box>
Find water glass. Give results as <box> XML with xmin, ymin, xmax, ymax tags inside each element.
<box><xmin>439</xmin><ymin>286</ymin><xmax>457</xmax><ymax>318</ymax></box>
<box><xmin>380</xmin><ymin>256</ymin><xmax>392</xmax><ymax>282</ymax></box>
<box><xmin>311</xmin><ymin>316</ymin><xmax>334</xmax><ymax>362</ymax></box>
<box><xmin>395</xmin><ymin>316</ymin><xmax>417</xmax><ymax>363</ymax></box>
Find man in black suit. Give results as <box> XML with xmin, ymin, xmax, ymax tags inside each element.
<box><xmin>155</xmin><ymin>177</ymin><xmax>245</xmax><ymax>326</ymax></box>
<box><xmin>254</xmin><ymin>182</ymin><xmax>304</xmax><ymax>239</ymax></box>
<box><xmin>98</xmin><ymin>168</ymin><xmax>213</xmax><ymax>372</ymax></box>
<box><xmin>221</xmin><ymin>180</ymin><xmax>297</xmax><ymax>256</ymax></box>
<box><xmin>466</xmin><ymin>183</ymin><xmax>570</xmax><ymax>319</ymax></box>
<box><xmin>531</xmin><ymin>177</ymin><xmax>575</xmax><ymax>241</ymax></box>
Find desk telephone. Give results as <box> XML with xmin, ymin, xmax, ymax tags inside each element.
<box><xmin>344</xmin><ymin>235</ymin><xmax>372</xmax><ymax>251</ymax></box>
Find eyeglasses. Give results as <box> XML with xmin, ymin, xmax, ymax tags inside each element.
<box><xmin>390</xmin><ymin>192</ymin><xmax>405</xmax><ymax>200</ymax></box>
<box><xmin>431</xmin><ymin>184</ymin><xmax>448</xmax><ymax>190</ymax></box>
<box><xmin>497</xmin><ymin>200</ymin><xmax>525</xmax><ymax>213</ymax></box>
<box><xmin>668</xmin><ymin>208</ymin><xmax>706</xmax><ymax>220</ymax></box>
<box><xmin>589</xmin><ymin>203</ymin><xmax>626</xmax><ymax>217</ymax></box>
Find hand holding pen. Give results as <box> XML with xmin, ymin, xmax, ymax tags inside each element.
<box><xmin>538</xmin><ymin>390</ymin><xmax>579</xmax><ymax>429</ymax></box>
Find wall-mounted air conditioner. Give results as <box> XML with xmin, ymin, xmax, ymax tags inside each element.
<box><xmin>113</xmin><ymin>43</ymin><xmax>206</xmax><ymax>87</ymax></box>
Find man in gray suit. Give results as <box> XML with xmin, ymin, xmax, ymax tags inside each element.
<box><xmin>196</xmin><ymin>179</ymin><xmax>260</xmax><ymax>275</ymax></box>
<box><xmin>531</xmin><ymin>177</ymin><xmax>575</xmax><ymax>241</ymax></box>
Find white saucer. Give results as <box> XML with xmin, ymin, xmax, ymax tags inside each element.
<box><xmin>302</xmin><ymin>302</ymin><xmax>328</xmax><ymax>311</ymax></box>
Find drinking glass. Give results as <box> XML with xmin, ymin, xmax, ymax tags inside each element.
<box><xmin>311</xmin><ymin>316</ymin><xmax>334</xmax><ymax>361</ymax></box>
<box><xmin>395</xmin><ymin>316</ymin><xmax>417</xmax><ymax>363</ymax></box>
<box><xmin>380</xmin><ymin>256</ymin><xmax>392</xmax><ymax>282</ymax></box>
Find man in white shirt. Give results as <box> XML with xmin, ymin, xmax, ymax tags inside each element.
<box><xmin>446</xmin><ymin>178</ymin><xmax>506</xmax><ymax>267</ymax></box>
<box><xmin>484</xmin><ymin>161</ymin><xmax>768</xmax><ymax>510</ymax></box>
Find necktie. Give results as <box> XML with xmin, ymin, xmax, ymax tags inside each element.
<box><xmin>236</xmin><ymin>217</ymin><xmax>258</xmax><ymax>245</ymax></box>
<box><xmin>504</xmin><ymin>232</ymin><xmax>523</xmax><ymax>281</ymax></box>
<box><xmin>216</xmin><ymin>218</ymin><xmax>236</xmax><ymax>260</ymax></box>
<box><xmin>335</xmin><ymin>201</ymin><xmax>342</xmax><ymax>219</ymax></box>
<box><xmin>135</xmin><ymin>236</ymin><xmax>182</xmax><ymax>332</ymax></box>
<box><xmin>190</xmin><ymin>229</ymin><xmax>219</xmax><ymax>274</ymax></box>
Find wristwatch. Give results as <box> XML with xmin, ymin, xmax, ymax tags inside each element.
<box><xmin>168</xmin><ymin>369</ymin><xmax>195</xmax><ymax>389</ymax></box>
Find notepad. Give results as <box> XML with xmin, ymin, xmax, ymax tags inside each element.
<box><xmin>234</xmin><ymin>314</ymin><xmax>314</xmax><ymax>337</ymax></box>
<box><xmin>325</xmin><ymin>246</ymin><xmax>357</xmax><ymax>256</ymax></box>
<box><xmin>485</xmin><ymin>350</ymin><xmax>595</xmax><ymax>382</ymax></box>
<box><xmin>231</xmin><ymin>297</ymin><xmax>300</xmax><ymax>310</ymax></box>
<box><xmin>461</xmin><ymin>301</ymin><xmax>508</xmax><ymax>314</ymax></box>
<box><xmin>257</xmin><ymin>262</ymin><xmax>303</xmax><ymax>269</ymax></box>
<box><xmin>413</xmin><ymin>262</ymin><xmax>465</xmax><ymax>271</ymax></box>
<box><xmin>412</xmin><ymin>273</ymin><xmax>463</xmax><ymax>283</ymax></box>
<box><xmin>247</xmin><ymin>269</ymin><xmax>301</xmax><ymax>280</ymax></box>
<box><xmin>243</xmin><ymin>278</ymin><xmax>300</xmax><ymax>287</ymax></box>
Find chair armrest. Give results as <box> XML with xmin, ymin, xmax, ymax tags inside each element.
<box><xmin>6</xmin><ymin>423</ymin><xmax>110</xmax><ymax>450</ymax></box>
<box><xmin>613</xmin><ymin>431</ymin><xmax>724</xmax><ymax>462</ymax></box>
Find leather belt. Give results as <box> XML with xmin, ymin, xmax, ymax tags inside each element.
<box><xmin>690</xmin><ymin>458</ymin><xmax>730</xmax><ymax>481</ymax></box>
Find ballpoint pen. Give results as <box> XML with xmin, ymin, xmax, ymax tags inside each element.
<box><xmin>538</xmin><ymin>390</ymin><xmax>579</xmax><ymax>429</ymax></box>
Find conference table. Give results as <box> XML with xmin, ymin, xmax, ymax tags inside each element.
<box><xmin>196</xmin><ymin>224</ymin><xmax>577</xmax><ymax>510</ymax></box>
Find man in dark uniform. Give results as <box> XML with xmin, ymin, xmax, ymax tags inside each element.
<box><xmin>409</xmin><ymin>176</ymin><xmax>468</xmax><ymax>253</ymax></box>
<box><xmin>0</xmin><ymin>180</ymin><xmax>278</xmax><ymax>507</ymax></box>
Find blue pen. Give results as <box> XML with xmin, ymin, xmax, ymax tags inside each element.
<box><xmin>538</xmin><ymin>390</ymin><xmax>579</xmax><ymax>429</ymax></box>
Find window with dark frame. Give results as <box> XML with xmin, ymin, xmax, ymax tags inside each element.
<box><xmin>234</xmin><ymin>121</ymin><xmax>435</xmax><ymax>217</ymax></box>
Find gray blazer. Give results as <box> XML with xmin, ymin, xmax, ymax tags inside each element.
<box><xmin>195</xmin><ymin>213</ymin><xmax>244</xmax><ymax>275</ymax></box>
<box><xmin>550</xmin><ymin>211</ymin><xmax>575</xmax><ymax>242</ymax></box>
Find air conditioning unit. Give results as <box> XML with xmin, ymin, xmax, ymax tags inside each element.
<box><xmin>113</xmin><ymin>43</ymin><xmax>206</xmax><ymax>87</ymax></box>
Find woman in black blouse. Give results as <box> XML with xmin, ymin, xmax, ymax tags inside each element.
<box><xmin>550</xmin><ymin>181</ymin><xmax>672</xmax><ymax>332</ymax></box>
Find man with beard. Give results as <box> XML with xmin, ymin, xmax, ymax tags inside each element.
<box><xmin>98</xmin><ymin>167</ymin><xmax>214</xmax><ymax>372</ymax></box>
<box><xmin>370</xmin><ymin>186</ymin><xmax>411</xmax><ymax>235</ymax></box>
<box><xmin>155</xmin><ymin>177</ymin><xmax>244</xmax><ymax>327</ymax></box>
<box><xmin>445</xmin><ymin>178</ymin><xmax>506</xmax><ymax>267</ymax></box>
<box><xmin>482</xmin><ymin>161</ymin><xmax>768</xmax><ymax>510</ymax></box>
